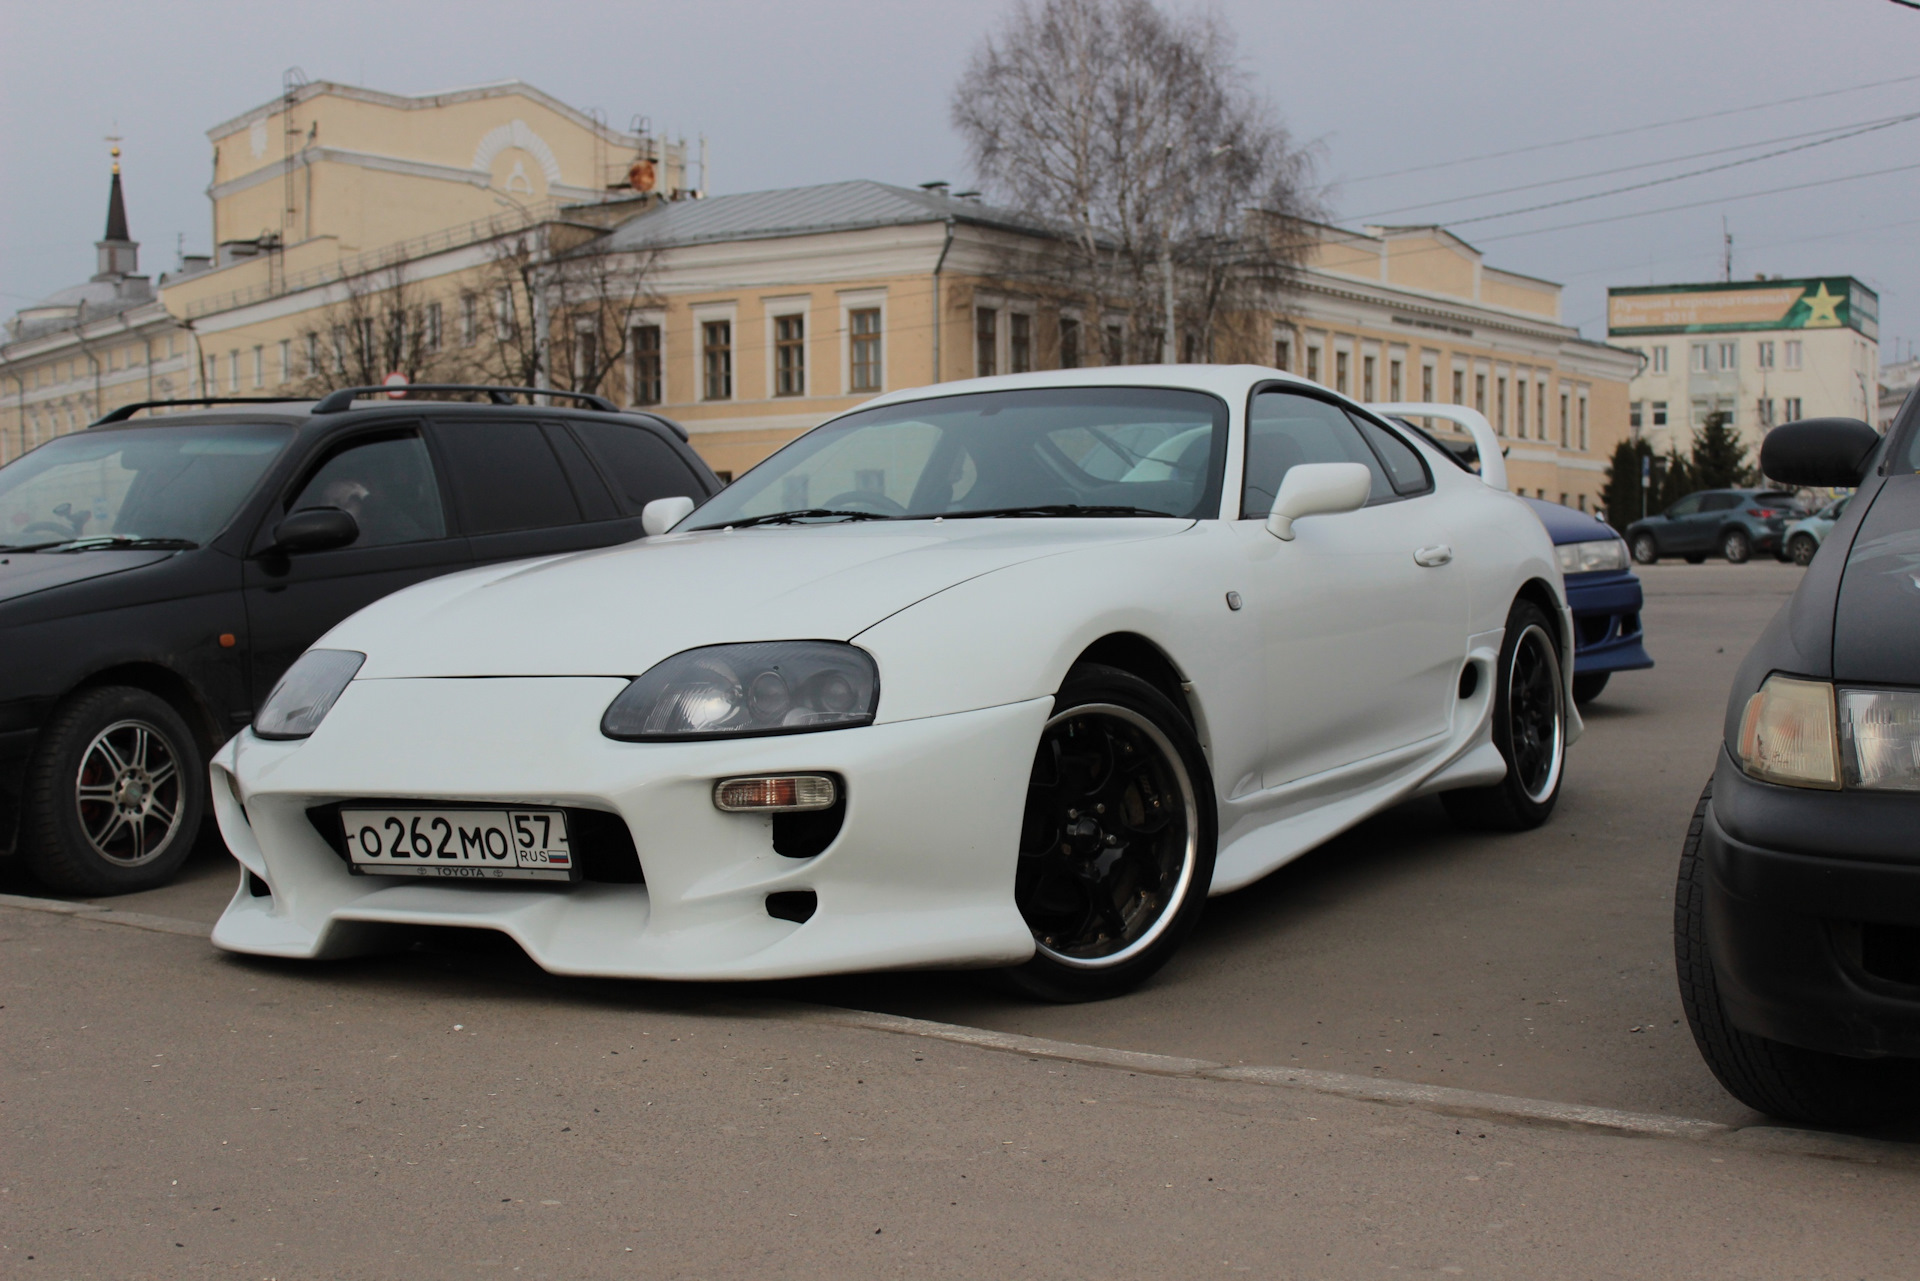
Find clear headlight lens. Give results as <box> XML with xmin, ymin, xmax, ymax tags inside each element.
<box><xmin>252</xmin><ymin>649</ymin><xmax>365</xmax><ymax>740</ymax></box>
<box><xmin>601</xmin><ymin>641</ymin><xmax>879</xmax><ymax>741</ymax></box>
<box><xmin>1737</xmin><ymin>674</ymin><xmax>1839</xmax><ymax>789</ymax></box>
<box><xmin>1556</xmin><ymin>538</ymin><xmax>1629</xmax><ymax>573</ymax></box>
<box><xmin>1839</xmin><ymin>687</ymin><xmax>1920</xmax><ymax>791</ymax></box>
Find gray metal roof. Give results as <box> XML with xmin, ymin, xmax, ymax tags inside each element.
<box><xmin>599</xmin><ymin>179</ymin><xmax>1056</xmax><ymax>252</ymax></box>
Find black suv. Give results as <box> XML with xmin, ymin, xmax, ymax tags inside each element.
<box><xmin>1675</xmin><ymin>405</ymin><xmax>1920</xmax><ymax>1125</ymax></box>
<box><xmin>0</xmin><ymin>386</ymin><xmax>719</xmax><ymax>895</ymax></box>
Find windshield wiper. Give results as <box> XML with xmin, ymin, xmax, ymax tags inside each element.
<box><xmin>939</xmin><ymin>504</ymin><xmax>1179</xmax><ymax>520</ymax></box>
<box><xmin>14</xmin><ymin>535</ymin><xmax>201</xmax><ymax>553</ymax></box>
<box><xmin>693</xmin><ymin>508</ymin><xmax>897</xmax><ymax>530</ymax></box>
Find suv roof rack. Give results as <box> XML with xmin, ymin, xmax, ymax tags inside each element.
<box><xmin>310</xmin><ymin>384</ymin><xmax>619</xmax><ymax>415</ymax></box>
<box><xmin>92</xmin><ymin>396</ymin><xmax>311</xmax><ymax>426</ymax></box>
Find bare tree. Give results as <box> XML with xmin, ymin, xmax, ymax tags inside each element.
<box><xmin>292</xmin><ymin>263</ymin><xmax>464</xmax><ymax>394</ymax></box>
<box><xmin>466</xmin><ymin>223</ymin><xmax>661</xmax><ymax>397</ymax></box>
<box><xmin>952</xmin><ymin>0</ymin><xmax>1322</xmax><ymax>363</ymax></box>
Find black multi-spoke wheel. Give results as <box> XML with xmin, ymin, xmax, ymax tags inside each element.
<box><xmin>1001</xmin><ymin>665</ymin><xmax>1215</xmax><ymax>1002</ymax></box>
<box><xmin>24</xmin><ymin>686</ymin><xmax>205</xmax><ymax>895</ymax></box>
<box><xmin>1443</xmin><ymin>599</ymin><xmax>1566</xmax><ymax>831</ymax></box>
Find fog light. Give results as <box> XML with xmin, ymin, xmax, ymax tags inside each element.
<box><xmin>713</xmin><ymin>774</ymin><xmax>838</xmax><ymax>812</ymax></box>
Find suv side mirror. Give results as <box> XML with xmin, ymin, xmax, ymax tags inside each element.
<box><xmin>1266</xmin><ymin>463</ymin><xmax>1373</xmax><ymax>541</ymax></box>
<box><xmin>272</xmin><ymin>506</ymin><xmax>360</xmax><ymax>554</ymax></box>
<box><xmin>641</xmin><ymin>495</ymin><xmax>697</xmax><ymax>536</ymax></box>
<box><xmin>1761</xmin><ymin>418</ymin><xmax>1881</xmax><ymax>487</ymax></box>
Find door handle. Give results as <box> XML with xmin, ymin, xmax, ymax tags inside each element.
<box><xmin>1414</xmin><ymin>544</ymin><xmax>1453</xmax><ymax>567</ymax></box>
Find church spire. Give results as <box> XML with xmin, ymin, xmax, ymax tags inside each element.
<box><xmin>94</xmin><ymin>142</ymin><xmax>138</xmax><ymax>280</ymax></box>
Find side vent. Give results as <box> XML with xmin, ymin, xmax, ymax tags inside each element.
<box><xmin>766</xmin><ymin>890</ymin><xmax>818</xmax><ymax>924</ymax></box>
<box><xmin>773</xmin><ymin>796</ymin><xmax>845</xmax><ymax>859</ymax></box>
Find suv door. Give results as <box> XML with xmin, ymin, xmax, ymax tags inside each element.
<box><xmin>429</xmin><ymin>418</ymin><xmax>657</xmax><ymax>567</ymax></box>
<box><xmin>1659</xmin><ymin>493</ymin><xmax>1705</xmax><ymax>552</ymax></box>
<box><xmin>243</xmin><ymin>424</ymin><xmax>466</xmax><ymax>704</ymax></box>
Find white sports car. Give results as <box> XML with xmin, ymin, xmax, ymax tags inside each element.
<box><xmin>211</xmin><ymin>367</ymin><xmax>1577</xmax><ymax>1000</ymax></box>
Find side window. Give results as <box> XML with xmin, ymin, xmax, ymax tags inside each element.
<box><xmin>288</xmin><ymin>431</ymin><xmax>446</xmax><ymax>549</ymax></box>
<box><xmin>573</xmin><ymin>421</ymin><xmax>707</xmax><ymax>516</ymax></box>
<box><xmin>1241</xmin><ymin>390</ymin><xmax>1391</xmax><ymax>519</ymax></box>
<box><xmin>1666</xmin><ymin>494</ymin><xmax>1703</xmax><ymax>517</ymax></box>
<box><xmin>1703</xmin><ymin>493</ymin><xmax>1742</xmax><ymax>512</ymax></box>
<box><xmin>433</xmin><ymin>420</ymin><xmax>582</xmax><ymax>535</ymax></box>
<box><xmin>543</xmin><ymin>423</ymin><xmax>619</xmax><ymax>522</ymax></box>
<box><xmin>1348</xmin><ymin>412</ymin><xmax>1432</xmax><ymax>496</ymax></box>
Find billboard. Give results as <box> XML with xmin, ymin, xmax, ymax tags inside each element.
<box><xmin>1607</xmin><ymin>277</ymin><xmax>1877</xmax><ymax>340</ymax></box>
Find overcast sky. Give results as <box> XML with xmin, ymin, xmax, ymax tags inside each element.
<box><xmin>4</xmin><ymin>0</ymin><xmax>1917</xmax><ymax>362</ymax></box>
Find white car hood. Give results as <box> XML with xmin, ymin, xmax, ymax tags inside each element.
<box><xmin>334</xmin><ymin>519</ymin><xmax>1190</xmax><ymax>678</ymax></box>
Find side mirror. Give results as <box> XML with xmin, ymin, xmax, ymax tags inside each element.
<box><xmin>1760</xmin><ymin>418</ymin><xmax>1881</xmax><ymax>487</ymax></box>
<box><xmin>641</xmin><ymin>495</ymin><xmax>697</xmax><ymax>536</ymax></box>
<box><xmin>271</xmin><ymin>506</ymin><xmax>359</xmax><ymax>554</ymax></box>
<box><xmin>1266</xmin><ymin>462</ymin><xmax>1373</xmax><ymax>541</ymax></box>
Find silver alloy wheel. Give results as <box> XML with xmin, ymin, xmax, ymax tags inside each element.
<box><xmin>1019</xmin><ymin>703</ymin><xmax>1201</xmax><ymax>970</ymax></box>
<box><xmin>1505</xmin><ymin>624</ymin><xmax>1566</xmax><ymax>805</ymax></box>
<box><xmin>73</xmin><ymin>718</ymin><xmax>184</xmax><ymax>867</ymax></box>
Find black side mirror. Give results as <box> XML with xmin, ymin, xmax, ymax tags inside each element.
<box><xmin>272</xmin><ymin>506</ymin><xmax>360</xmax><ymax>554</ymax></box>
<box><xmin>1761</xmin><ymin>418</ymin><xmax>1881</xmax><ymax>487</ymax></box>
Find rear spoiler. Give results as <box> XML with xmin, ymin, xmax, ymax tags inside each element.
<box><xmin>1364</xmin><ymin>403</ymin><xmax>1508</xmax><ymax>492</ymax></box>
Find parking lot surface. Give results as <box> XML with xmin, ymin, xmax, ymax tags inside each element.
<box><xmin>7</xmin><ymin>558</ymin><xmax>1920</xmax><ymax>1278</ymax></box>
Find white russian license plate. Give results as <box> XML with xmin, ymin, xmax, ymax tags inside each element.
<box><xmin>341</xmin><ymin>808</ymin><xmax>575</xmax><ymax>882</ymax></box>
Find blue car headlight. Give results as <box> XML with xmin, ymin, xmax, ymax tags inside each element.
<box><xmin>1556</xmin><ymin>538</ymin><xmax>1628</xmax><ymax>573</ymax></box>
<box><xmin>601</xmin><ymin>641</ymin><xmax>879</xmax><ymax>741</ymax></box>
<box><xmin>253</xmin><ymin>649</ymin><xmax>365</xmax><ymax>740</ymax></box>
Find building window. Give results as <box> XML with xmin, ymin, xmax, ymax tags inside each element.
<box><xmin>1010</xmin><ymin>313</ymin><xmax>1032</xmax><ymax>374</ymax></box>
<box><xmin>229</xmin><ymin>350</ymin><xmax>241</xmax><ymax>393</ymax></box>
<box><xmin>425</xmin><ymin>302</ymin><xmax>443</xmax><ymax>353</ymax></box>
<box><xmin>1578</xmin><ymin>395</ymin><xmax>1588</xmax><ymax>451</ymax></box>
<box><xmin>1362</xmin><ymin>354</ymin><xmax>1376</xmax><ymax>401</ymax></box>
<box><xmin>1104</xmin><ymin>323</ymin><xmax>1124</xmax><ymax>365</ymax></box>
<box><xmin>1690</xmin><ymin>343</ymin><xmax>1710</xmax><ymax>373</ymax></box>
<box><xmin>1758</xmin><ymin>397</ymin><xmax>1775</xmax><ymax>427</ymax></box>
<box><xmin>1757</xmin><ymin>340</ymin><xmax>1775</xmax><ymax>369</ymax></box>
<box><xmin>975</xmin><ymin>308</ymin><xmax>998</xmax><ymax>377</ymax></box>
<box><xmin>1452</xmin><ymin>369</ymin><xmax>1465</xmax><ymax>405</ymax></box>
<box><xmin>1784</xmin><ymin>340</ymin><xmax>1803</xmax><ymax>370</ymax></box>
<box><xmin>774</xmin><ymin>314</ymin><xmax>805</xmax><ymax>396</ymax></box>
<box><xmin>1536</xmin><ymin>383</ymin><xmax>1547</xmax><ymax>440</ymax></box>
<box><xmin>702</xmin><ymin>320</ymin><xmax>733</xmax><ymax>400</ymax></box>
<box><xmin>1474</xmin><ymin>373</ymin><xmax>1486</xmax><ymax>414</ymax></box>
<box><xmin>1630</xmin><ymin>401</ymin><xmax>1643</xmax><ymax>429</ymax></box>
<box><xmin>1785</xmin><ymin>396</ymin><xmax>1802</xmax><ymax>420</ymax></box>
<box><xmin>1306</xmin><ymin>346</ymin><xmax>1321</xmax><ymax>383</ymax></box>
<box><xmin>252</xmin><ymin>345</ymin><xmax>264</xmax><ymax>389</ymax></box>
<box><xmin>1335</xmin><ymin>351</ymin><xmax>1349</xmax><ymax>394</ymax></box>
<box><xmin>573</xmin><ymin>323</ymin><xmax>600</xmax><ymax>388</ymax></box>
<box><xmin>494</xmin><ymin>288</ymin><xmax>516</xmax><ymax>341</ymax></box>
<box><xmin>1718</xmin><ymin>341</ymin><xmax>1737</xmax><ymax>371</ymax></box>
<box><xmin>277</xmin><ymin>339</ymin><xmax>291</xmax><ymax>384</ymax></box>
<box><xmin>1388</xmin><ymin>358</ymin><xmax>1402</xmax><ymax>401</ymax></box>
<box><xmin>1061</xmin><ymin>317</ymin><xmax>1082</xmax><ymax>369</ymax></box>
<box><xmin>1652</xmin><ymin>400</ymin><xmax>1668</xmax><ymax>427</ymax></box>
<box><xmin>630</xmin><ymin>324</ymin><xmax>662</xmax><ymax>405</ymax></box>
<box><xmin>1273</xmin><ymin>337</ymin><xmax>1290</xmax><ymax>372</ymax></box>
<box><xmin>1651</xmin><ymin>345</ymin><xmax>1668</xmax><ymax>373</ymax></box>
<box><xmin>1421</xmin><ymin>365</ymin><xmax>1434</xmax><ymax>401</ymax></box>
<box><xmin>460</xmin><ymin>295</ymin><xmax>478</xmax><ymax>346</ymax></box>
<box><xmin>850</xmin><ymin>308</ymin><xmax>882</xmax><ymax>391</ymax></box>
<box><xmin>1559</xmin><ymin>392</ymin><xmax>1570</xmax><ymax>447</ymax></box>
<box><xmin>1496</xmin><ymin>377</ymin><xmax>1507</xmax><ymax>435</ymax></box>
<box><xmin>304</xmin><ymin>333</ymin><xmax>320</xmax><ymax>377</ymax></box>
<box><xmin>1516</xmin><ymin>379</ymin><xmax>1528</xmax><ymax>435</ymax></box>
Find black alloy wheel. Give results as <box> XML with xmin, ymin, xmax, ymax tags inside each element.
<box><xmin>1443</xmin><ymin>599</ymin><xmax>1566</xmax><ymax>831</ymax></box>
<box><xmin>1002</xmin><ymin>664</ymin><xmax>1216</xmax><ymax>1002</ymax></box>
<box><xmin>1630</xmin><ymin>533</ymin><xmax>1660</xmax><ymax>565</ymax></box>
<box><xmin>1788</xmin><ymin>534</ymin><xmax>1818</xmax><ymax>567</ymax></box>
<box><xmin>1721</xmin><ymin>528</ymin><xmax>1752</xmax><ymax>564</ymax></box>
<box><xmin>23</xmin><ymin>686</ymin><xmax>206</xmax><ymax>895</ymax></box>
<box><xmin>1674</xmin><ymin>780</ymin><xmax>1920</xmax><ymax>1126</ymax></box>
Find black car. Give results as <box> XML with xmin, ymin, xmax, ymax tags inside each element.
<box><xmin>0</xmin><ymin>386</ymin><xmax>719</xmax><ymax>895</ymax></box>
<box><xmin>1675</xmin><ymin>405</ymin><xmax>1920</xmax><ymax>1125</ymax></box>
<box><xmin>1625</xmin><ymin>487</ymin><xmax>1805</xmax><ymax>565</ymax></box>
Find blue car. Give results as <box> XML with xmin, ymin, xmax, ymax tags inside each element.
<box><xmin>1522</xmin><ymin>497</ymin><xmax>1654</xmax><ymax>704</ymax></box>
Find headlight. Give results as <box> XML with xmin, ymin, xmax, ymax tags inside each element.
<box><xmin>601</xmin><ymin>641</ymin><xmax>879</xmax><ymax>741</ymax></box>
<box><xmin>1839</xmin><ymin>687</ymin><xmax>1920</xmax><ymax>791</ymax></box>
<box><xmin>1737</xmin><ymin>674</ymin><xmax>1839</xmax><ymax>789</ymax></box>
<box><xmin>253</xmin><ymin>649</ymin><xmax>365</xmax><ymax>740</ymax></box>
<box><xmin>1556</xmin><ymin>538</ymin><xmax>1628</xmax><ymax>573</ymax></box>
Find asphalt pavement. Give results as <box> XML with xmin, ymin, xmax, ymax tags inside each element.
<box><xmin>7</xmin><ymin>557</ymin><xmax>1920</xmax><ymax>1278</ymax></box>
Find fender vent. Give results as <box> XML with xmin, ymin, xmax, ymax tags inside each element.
<box><xmin>766</xmin><ymin>890</ymin><xmax>817</xmax><ymax>924</ymax></box>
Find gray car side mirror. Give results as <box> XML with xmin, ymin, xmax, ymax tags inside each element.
<box><xmin>1266</xmin><ymin>463</ymin><xmax>1373</xmax><ymax>540</ymax></box>
<box><xmin>272</xmin><ymin>506</ymin><xmax>360</xmax><ymax>553</ymax></box>
<box><xmin>1760</xmin><ymin>418</ymin><xmax>1882</xmax><ymax>487</ymax></box>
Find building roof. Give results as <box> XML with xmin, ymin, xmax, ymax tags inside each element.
<box><xmin>103</xmin><ymin>170</ymin><xmax>130</xmax><ymax>243</ymax></box>
<box><xmin>599</xmin><ymin>179</ymin><xmax>1054</xmax><ymax>252</ymax></box>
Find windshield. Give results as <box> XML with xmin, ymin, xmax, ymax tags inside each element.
<box><xmin>0</xmin><ymin>422</ymin><xmax>292</xmax><ymax>549</ymax></box>
<box><xmin>687</xmin><ymin>387</ymin><xmax>1228</xmax><ymax>528</ymax></box>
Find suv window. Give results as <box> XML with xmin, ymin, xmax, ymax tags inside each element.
<box><xmin>1242</xmin><ymin>390</ymin><xmax>1391</xmax><ymax>519</ymax></box>
<box><xmin>433</xmin><ymin>420</ymin><xmax>582</xmax><ymax>535</ymax></box>
<box><xmin>288</xmin><ymin>431</ymin><xmax>445</xmax><ymax>548</ymax></box>
<box><xmin>574</xmin><ymin>421</ymin><xmax>707</xmax><ymax>516</ymax></box>
<box><xmin>1666</xmin><ymin>494</ymin><xmax>1704</xmax><ymax>517</ymax></box>
<box><xmin>1702</xmin><ymin>493</ymin><xmax>1743</xmax><ymax>512</ymax></box>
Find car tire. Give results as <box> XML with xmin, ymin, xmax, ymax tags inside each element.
<box><xmin>1721</xmin><ymin>529</ymin><xmax>1751</xmax><ymax>564</ymax></box>
<box><xmin>1630</xmin><ymin>534</ymin><xmax>1659</xmax><ymax>565</ymax></box>
<box><xmin>1788</xmin><ymin>535</ymin><xmax>1817</xmax><ymax>567</ymax></box>
<box><xmin>1674</xmin><ymin>780</ymin><xmax>1920</xmax><ymax>1127</ymax></box>
<box><xmin>1442</xmin><ymin>599</ymin><xmax>1567</xmax><ymax>832</ymax></box>
<box><xmin>998</xmin><ymin>663</ymin><xmax>1217</xmax><ymax>1002</ymax></box>
<box><xmin>22</xmin><ymin>686</ymin><xmax>206</xmax><ymax>896</ymax></box>
<box><xmin>1571</xmin><ymin>672</ymin><xmax>1610</xmax><ymax>705</ymax></box>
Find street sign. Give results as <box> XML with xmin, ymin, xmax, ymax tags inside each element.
<box><xmin>383</xmin><ymin>372</ymin><xmax>408</xmax><ymax>399</ymax></box>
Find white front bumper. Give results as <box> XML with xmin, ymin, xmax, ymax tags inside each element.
<box><xmin>211</xmin><ymin>677</ymin><xmax>1048</xmax><ymax>980</ymax></box>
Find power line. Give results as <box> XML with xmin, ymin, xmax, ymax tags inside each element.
<box><xmin>1350</xmin><ymin>111</ymin><xmax>1919</xmax><ymax>221</ymax></box>
<box><xmin>1337</xmin><ymin>70</ymin><xmax>1920</xmax><ymax>185</ymax></box>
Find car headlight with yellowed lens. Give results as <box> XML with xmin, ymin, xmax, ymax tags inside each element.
<box><xmin>1839</xmin><ymin>687</ymin><xmax>1920</xmax><ymax>791</ymax></box>
<box><xmin>1737</xmin><ymin>674</ymin><xmax>1840</xmax><ymax>789</ymax></box>
<box><xmin>601</xmin><ymin>641</ymin><xmax>879</xmax><ymax>741</ymax></box>
<box><xmin>1555</xmin><ymin>538</ymin><xmax>1629</xmax><ymax>573</ymax></box>
<box><xmin>253</xmin><ymin>649</ymin><xmax>365</xmax><ymax>740</ymax></box>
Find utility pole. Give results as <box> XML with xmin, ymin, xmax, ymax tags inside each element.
<box><xmin>1722</xmin><ymin>217</ymin><xmax>1733</xmax><ymax>283</ymax></box>
<box><xmin>1162</xmin><ymin>247</ymin><xmax>1175</xmax><ymax>364</ymax></box>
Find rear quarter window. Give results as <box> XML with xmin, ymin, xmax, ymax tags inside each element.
<box><xmin>575</xmin><ymin>421</ymin><xmax>708</xmax><ymax>516</ymax></box>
